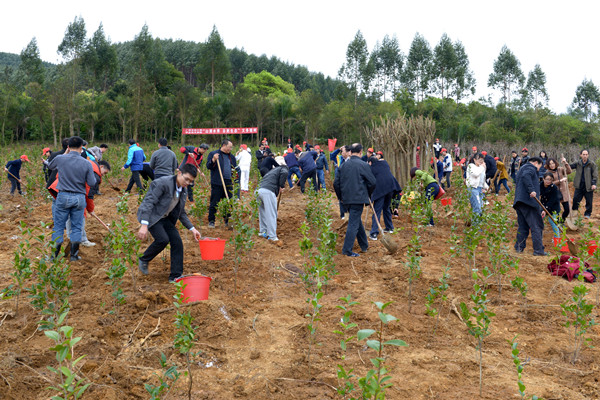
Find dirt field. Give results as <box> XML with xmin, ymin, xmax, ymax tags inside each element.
<box><xmin>0</xmin><ymin>174</ymin><xmax>598</xmax><ymax>400</ymax></box>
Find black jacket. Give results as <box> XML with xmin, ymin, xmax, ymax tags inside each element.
<box><xmin>540</xmin><ymin>183</ymin><xmax>561</xmax><ymax>215</ymax></box>
<box><xmin>513</xmin><ymin>162</ymin><xmax>541</xmax><ymax>211</ymax></box>
<box><xmin>259</xmin><ymin>156</ymin><xmax>279</xmax><ymax>177</ymax></box>
<box><xmin>206</xmin><ymin>150</ymin><xmax>237</xmax><ymax>186</ymax></box>
<box><xmin>370</xmin><ymin>160</ymin><xmax>401</xmax><ymax>201</ymax></box>
<box><xmin>333</xmin><ymin>156</ymin><xmax>376</xmax><ymax>205</ymax></box>
<box><xmin>484</xmin><ymin>155</ymin><xmax>497</xmax><ymax>179</ymax></box>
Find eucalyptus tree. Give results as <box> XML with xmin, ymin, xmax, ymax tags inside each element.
<box><xmin>370</xmin><ymin>35</ymin><xmax>403</xmax><ymax>101</ymax></box>
<box><xmin>487</xmin><ymin>45</ymin><xmax>525</xmax><ymax>104</ymax></box>
<box><xmin>82</xmin><ymin>23</ymin><xmax>117</xmax><ymax>92</ymax></box>
<box><xmin>402</xmin><ymin>33</ymin><xmax>433</xmax><ymax>102</ymax></box>
<box><xmin>452</xmin><ymin>41</ymin><xmax>476</xmax><ymax>103</ymax></box>
<box><xmin>432</xmin><ymin>33</ymin><xmax>457</xmax><ymax>101</ymax></box>
<box><xmin>338</xmin><ymin>30</ymin><xmax>369</xmax><ymax>106</ymax></box>
<box><xmin>196</xmin><ymin>26</ymin><xmax>230</xmax><ymax>97</ymax></box>
<box><xmin>19</xmin><ymin>38</ymin><xmax>45</xmax><ymax>86</ymax></box>
<box><xmin>525</xmin><ymin>64</ymin><xmax>549</xmax><ymax>111</ymax></box>
<box><xmin>297</xmin><ymin>89</ymin><xmax>324</xmax><ymax>143</ymax></box>
<box><xmin>571</xmin><ymin>78</ymin><xmax>600</xmax><ymax>122</ymax></box>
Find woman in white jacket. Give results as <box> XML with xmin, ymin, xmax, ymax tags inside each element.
<box><xmin>236</xmin><ymin>144</ymin><xmax>252</xmax><ymax>191</ymax></box>
<box><xmin>466</xmin><ymin>153</ymin><xmax>486</xmax><ymax>218</ymax></box>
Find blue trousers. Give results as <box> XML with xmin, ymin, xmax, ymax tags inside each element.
<box><xmin>287</xmin><ymin>166</ymin><xmax>301</xmax><ymax>188</ymax></box>
<box><xmin>316</xmin><ymin>169</ymin><xmax>326</xmax><ymax>190</ymax></box>
<box><xmin>370</xmin><ymin>193</ymin><xmax>393</xmax><ymax>235</ymax></box>
<box><xmin>342</xmin><ymin>204</ymin><xmax>369</xmax><ymax>255</ymax></box>
<box><xmin>52</xmin><ymin>191</ymin><xmax>86</xmax><ymax>245</ymax></box>
<box><xmin>495</xmin><ymin>178</ymin><xmax>510</xmax><ymax>194</ymax></box>
<box><xmin>425</xmin><ymin>182</ymin><xmax>440</xmax><ymax>225</ymax></box>
<box><xmin>515</xmin><ymin>204</ymin><xmax>545</xmax><ymax>254</ymax></box>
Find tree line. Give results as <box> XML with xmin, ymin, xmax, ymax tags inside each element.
<box><xmin>1</xmin><ymin>19</ymin><xmax>599</xmax><ymax>149</ymax></box>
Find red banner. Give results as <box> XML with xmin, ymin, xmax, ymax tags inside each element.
<box><xmin>327</xmin><ymin>138</ymin><xmax>337</xmax><ymax>152</ymax></box>
<box><xmin>183</xmin><ymin>127</ymin><xmax>258</xmax><ymax>135</ymax></box>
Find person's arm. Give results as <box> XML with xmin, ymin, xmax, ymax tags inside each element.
<box><xmin>206</xmin><ymin>151</ymin><xmax>218</xmax><ymax>170</ymax></box>
<box><xmin>592</xmin><ymin>163</ymin><xmax>598</xmax><ymax>188</ymax></box>
<box><xmin>149</xmin><ymin>152</ymin><xmax>157</xmax><ymax>170</ymax></box>
<box><xmin>123</xmin><ymin>147</ymin><xmax>133</xmax><ymax>169</ymax></box>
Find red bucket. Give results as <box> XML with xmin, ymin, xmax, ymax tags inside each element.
<box><xmin>176</xmin><ymin>275</ymin><xmax>212</xmax><ymax>303</ymax></box>
<box><xmin>440</xmin><ymin>197</ymin><xmax>452</xmax><ymax>206</ymax></box>
<box><xmin>588</xmin><ymin>240</ymin><xmax>597</xmax><ymax>256</ymax></box>
<box><xmin>553</xmin><ymin>237</ymin><xmax>571</xmax><ymax>253</ymax></box>
<box><xmin>198</xmin><ymin>237</ymin><xmax>226</xmax><ymax>260</ymax></box>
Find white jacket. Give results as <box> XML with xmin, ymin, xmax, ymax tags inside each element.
<box><xmin>443</xmin><ymin>154</ymin><xmax>453</xmax><ymax>172</ymax></box>
<box><xmin>466</xmin><ymin>163</ymin><xmax>485</xmax><ymax>188</ymax></box>
<box><xmin>236</xmin><ymin>150</ymin><xmax>252</xmax><ymax>169</ymax></box>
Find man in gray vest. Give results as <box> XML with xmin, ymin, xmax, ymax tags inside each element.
<box><xmin>149</xmin><ymin>137</ymin><xmax>178</xmax><ymax>180</ymax></box>
<box><xmin>137</xmin><ymin>164</ymin><xmax>202</xmax><ymax>282</ymax></box>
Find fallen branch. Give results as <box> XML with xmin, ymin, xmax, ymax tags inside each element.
<box><xmin>15</xmin><ymin>360</ymin><xmax>53</xmax><ymax>384</ymax></box>
<box><xmin>450</xmin><ymin>298</ymin><xmax>463</xmax><ymax>323</ymax></box>
<box><xmin>252</xmin><ymin>314</ymin><xmax>259</xmax><ymax>336</ymax></box>
<box><xmin>140</xmin><ymin>317</ymin><xmax>161</xmax><ymax>346</ymax></box>
<box><xmin>123</xmin><ymin>304</ymin><xmax>149</xmax><ymax>348</ymax></box>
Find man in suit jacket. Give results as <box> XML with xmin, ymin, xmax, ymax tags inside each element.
<box><xmin>137</xmin><ymin>164</ymin><xmax>202</xmax><ymax>282</ymax></box>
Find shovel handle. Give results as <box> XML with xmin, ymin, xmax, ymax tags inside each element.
<box><xmin>215</xmin><ymin>158</ymin><xmax>230</xmax><ymax>200</ymax></box>
<box><xmin>90</xmin><ymin>211</ymin><xmax>111</xmax><ymax>232</ymax></box>
<box><xmin>6</xmin><ymin>170</ymin><xmax>21</xmax><ymax>182</ymax></box>
<box><xmin>533</xmin><ymin>196</ymin><xmax>559</xmax><ymax>226</ymax></box>
<box><xmin>369</xmin><ymin>200</ymin><xmax>384</xmax><ymax>233</ymax></box>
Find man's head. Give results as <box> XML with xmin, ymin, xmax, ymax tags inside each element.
<box><xmin>350</xmin><ymin>143</ymin><xmax>363</xmax><ymax>155</ymax></box>
<box><xmin>220</xmin><ymin>139</ymin><xmax>233</xmax><ymax>154</ymax></box>
<box><xmin>177</xmin><ymin>164</ymin><xmax>198</xmax><ymax>188</ymax></box>
<box><xmin>580</xmin><ymin>149</ymin><xmax>590</xmax><ymax>163</ymax></box>
<box><xmin>441</xmin><ymin>148</ymin><xmax>447</xmax><ymax>155</ymax></box>
<box><xmin>100</xmin><ymin>144</ymin><xmax>109</xmax><ymax>153</ymax></box>
<box><xmin>68</xmin><ymin>136</ymin><xmax>84</xmax><ymax>150</ymax></box>
<box><xmin>511</xmin><ymin>150</ymin><xmax>517</xmax><ymax>158</ymax></box>
<box><xmin>158</xmin><ymin>138</ymin><xmax>168</xmax><ymax>147</ymax></box>
<box><xmin>198</xmin><ymin>143</ymin><xmax>209</xmax><ymax>154</ymax></box>
<box><xmin>521</xmin><ymin>147</ymin><xmax>529</xmax><ymax>156</ymax></box>
<box><xmin>472</xmin><ymin>146</ymin><xmax>477</xmax><ymax>154</ymax></box>
<box><xmin>435</xmin><ymin>138</ymin><xmax>440</xmax><ymax>143</ymax></box>
<box><xmin>367</xmin><ymin>147</ymin><xmax>374</xmax><ymax>157</ymax></box>
<box><xmin>20</xmin><ymin>155</ymin><xmax>30</xmax><ymax>163</ymax></box>
<box><xmin>98</xmin><ymin>160</ymin><xmax>111</xmax><ymax>175</ymax></box>
<box><xmin>529</xmin><ymin>156</ymin><xmax>543</xmax><ymax>170</ymax></box>
<box><xmin>61</xmin><ymin>138</ymin><xmax>69</xmax><ymax>151</ymax></box>
<box><xmin>376</xmin><ymin>151</ymin><xmax>383</xmax><ymax>159</ymax></box>
<box><xmin>128</xmin><ymin>139</ymin><xmax>136</xmax><ymax>146</ymax></box>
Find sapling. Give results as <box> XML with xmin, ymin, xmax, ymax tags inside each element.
<box><xmin>561</xmin><ymin>274</ymin><xmax>597</xmax><ymax>363</ymax></box>
<box><xmin>459</xmin><ymin>267</ymin><xmax>495</xmax><ymax>397</ymax></box>
<box><xmin>173</xmin><ymin>280</ymin><xmax>200</xmax><ymax>400</ymax></box>
<box><xmin>356</xmin><ymin>301</ymin><xmax>408</xmax><ymax>399</ymax></box>
<box><xmin>11</xmin><ymin>221</ymin><xmax>34</xmax><ymax>314</ymax></box>
<box><xmin>105</xmin><ymin>258</ymin><xmax>127</xmax><ymax>317</ymax></box>
<box><xmin>44</xmin><ymin>311</ymin><xmax>90</xmax><ymax>399</ymax></box>
<box><xmin>404</xmin><ymin>228</ymin><xmax>422</xmax><ymax>313</ymax></box>
<box><xmin>425</xmin><ymin>267</ymin><xmax>450</xmax><ymax>338</ymax></box>
<box><xmin>144</xmin><ymin>352</ymin><xmax>181</xmax><ymax>400</ymax></box>
<box><xmin>334</xmin><ymin>295</ymin><xmax>359</xmax><ymax>399</ymax></box>
<box><xmin>508</xmin><ymin>335</ymin><xmax>543</xmax><ymax>400</ymax></box>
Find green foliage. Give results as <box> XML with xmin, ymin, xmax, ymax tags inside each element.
<box><xmin>144</xmin><ymin>352</ymin><xmax>181</xmax><ymax>400</ymax></box>
<box><xmin>173</xmin><ymin>280</ymin><xmax>200</xmax><ymax>400</ymax></box>
<box><xmin>105</xmin><ymin>258</ymin><xmax>127</xmax><ymax>316</ymax></box>
<box><xmin>508</xmin><ymin>335</ymin><xmax>543</xmax><ymax>400</ymax></box>
<box><xmin>425</xmin><ymin>267</ymin><xmax>450</xmax><ymax>336</ymax></box>
<box><xmin>44</xmin><ymin>312</ymin><xmax>90</xmax><ymax>399</ymax></box>
<box><xmin>334</xmin><ymin>295</ymin><xmax>359</xmax><ymax>398</ymax></box>
<box><xmin>561</xmin><ymin>274</ymin><xmax>597</xmax><ymax>363</ymax></box>
<box><xmin>11</xmin><ymin>221</ymin><xmax>34</xmax><ymax>314</ymax></box>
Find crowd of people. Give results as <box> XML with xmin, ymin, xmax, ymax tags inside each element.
<box><xmin>26</xmin><ymin>134</ymin><xmax>598</xmax><ymax>280</ymax></box>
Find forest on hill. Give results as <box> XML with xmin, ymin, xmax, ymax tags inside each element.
<box><xmin>1</xmin><ymin>17</ymin><xmax>599</xmax><ymax>148</ymax></box>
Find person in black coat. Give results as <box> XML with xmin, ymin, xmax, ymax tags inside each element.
<box><xmin>368</xmin><ymin>157</ymin><xmax>401</xmax><ymax>240</ymax></box>
<box><xmin>513</xmin><ymin>157</ymin><xmax>546</xmax><ymax>255</ymax></box>
<box><xmin>540</xmin><ymin>172</ymin><xmax>562</xmax><ymax>238</ymax></box>
<box><xmin>259</xmin><ymin>152</ymin><xmax>279</xmax><ymax>177</ymax></box>
<box><xmin>334</xmin><ymin>144</ymin><xmax>376</xmax><ymax>257</ymax></box>
<box><xmin>206</xmin><ymin>139</ymin><xmax>237</xmax><ymax>228</ymax></box>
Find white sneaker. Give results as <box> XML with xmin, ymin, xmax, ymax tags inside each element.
<box><xmin>81</xmin><ymin>240</ymin><xmax>96</xmax><ymax>247</ymax></box>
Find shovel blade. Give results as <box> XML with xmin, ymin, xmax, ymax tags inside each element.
<box><xmin>381</xmin><ymin>234</ymin><xmax>399</xmax><ymax>254</ymax></box>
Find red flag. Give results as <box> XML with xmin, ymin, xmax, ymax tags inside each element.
<box><xmin>327</xmin><ymin>138</ymin><xmax>337</xmax><ymax>152</ymax></box>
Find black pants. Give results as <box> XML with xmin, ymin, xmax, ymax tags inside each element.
<box><xmin>514</xmin><ymin>204</ymin><xmax>545</xmax><ymax>254</ymax></box>
<box><xmin>187</xmin><ymin>182</ymin><xmax>195</xmax><ymax>202</ymax></box>
<box><xmin>208</xmin><ymin>181</ymin><xmax>232</xmax><ymax>224</ymax></box>
<box><xmin>8</xmin><ymin>176</ymin><xmax>21</xmax><ymax>194</ymax></box>
<box><xmin>126</xmin><ymin>170</ymin><xmax>143</xmax><ymax>192</ymax></box>
<box><xmin>297</xmin><ymin>169</ymin><xmax>318</xmax><ymax>193</ymax></box>
<box><xmin>561</xmin><ymin>201</ymin><xmax>570</xmax><ymax>220</ymax></box>
<box><xmin>342</xmin><ymin>203</ymin><xmax>368</xmax><ymax>255</ymax></box>
<box><xmin>140</xmin><ymin>217</ymin><xmax>184</xmax><ymax>280</ymax></box>
<box><xmin>572</xmin><ymin>187</ymin><xmax>593</xmax><ymax>217</ymax></box>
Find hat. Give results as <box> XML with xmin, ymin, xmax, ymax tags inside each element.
<box><xmin>42</xmin><ymin>147</ymin><xmax>50</xmax><ymax>155</ymax></box>
<box><xmin>460</xmin><ymin>158</ymin><xmax>466</xmax><ymax>163</ymax></box>
<box><xmin>454</xmin><ymin>143</ymin><xmax>458</xmax><ymax>146</ymax></box>
<box><xmin>441</xmin><ymin>148</ymin><xmax>447</xmax><ymax>152</ymax></box>
<box><xmin>522</xmin><ymin>147</ymin><xmax>528</xmax><ymax>152</ymax></box>
<box><xmin>180</xmin><ymin>146</ymin><xmax>187</xmax><ymax>154</ymax></box>
<box><xmin>481</xmin><ymin>151</ymin><xmax>487</xmax><ymax>156</ymax></box>
<box><xmin>314</xmin><ymin>145</ymin><xmax>320</xmax><ymax>150</ymax></box>
<box><xmin>303</xmin><ymin>141</ymin><xmax>306</xmax><ymax>144</ymax></box>
<box><xmin>20</xmin><ymin>155</ymin><xmax>29</xmax><ymax>162</ymax></box>
<box><xmin>287</xmin><ymin>148</ymin><xmax>293</xmax><ymax>153</ymax></box>
<box><xmin>472</xmin><ymin>146</ymin><xmax>477</xmax><ymax>151</ymax></box>
<box><xmin>367</xmin><ymin>148</ymin><xmax>374</xmax><ymax>153</ymax></box>
<box><xmin>376</xmin><ymin>151</ymin><xmax>383</xmax><ymax>155</ymax></box>
<box><xmin>241</xmin><ymin>144</ymin><xmax>247</xmax><ymax>150</ymax></box>
<box><xmin>417</xmin><ymin>146</ymin><xmax>420</xmax><ymax>150</ymax></box>
<box><xmin>435</xmin><ymin>138</ymin><xmax>440</xmax><ymax>141</ymax></box>
<box><xmin>494</xmin><ymin>157</ymin><xmax>499</xmax><ymax>161</ymax></box>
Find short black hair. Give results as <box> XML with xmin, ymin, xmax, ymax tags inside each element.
<box><xmin>511</xmin><ymin>150</ymin><xmax>517</xmax><ymax>154</ymax></box>
<box><xmin>158</xmin><ymin>138</ymin><xmax>168</xmax><ymax>146</ymax></box>
<box><xmin>529</xmin><ymin>156</ymin><xmax>543</xmax><ymax>164</ymax></box>
<box><xmin>61</xmin><ymin>138</ymin><xmax>69</xmax><ymax>151</ymax></box>
<box><xmin>98</xmin><ymin>160</ymin><xmax>111</xmax><ymax>171</ymax></box>
<box><xmin>580</xmin><ymin>149</ymin><xmax>589</xmax><ymax>154</ymax></box>
<box><xmin>128</xmin><ymin>139</ymin><xmax>136</xmax><ymax>145</ymax></box>
<box><xmin>181</xmin><ymin>163</ymin><xmax>198</xmax><ymax>177</ymax></box>
<box><xmin>369</xmin><ymin>156</ymin><xmax>378</xmax><ymax>164</ymax></box>
<box><xmin>221</xmin><ymin>138</ymin><xmax>232</xmax><ymax>147</ymax></box>
<box><xmin>343</xmin><ymin>145</ymin><xmax>352</xmax><ymax>152</ymax></box>
<box><xmin>82</xmin><ymin>140</ymin><xmax>88</xmax><ymax>147</ymax></box>
<box><xmin>199</xmin><ymin>143</ymin><xmax>209</xmax><ymax>150</ymax></box>
<box><xmin>543</xmin><ymin>172</ymin><xmax>554</xmax><ymax>180</ymax></box>
<box><xmin>68</xmin><ymin>136</ymin><xmax>84</xmax><ymax>149</ymax></box>
<box><xmin>100</xmin><ymin>143</ymin><xmax>109</xmax><ymax>149</ymax></box>
<box><xmin>350</xmin><ymin>144</ymin><xmax>362</xmax><ymax>154</ymax></box>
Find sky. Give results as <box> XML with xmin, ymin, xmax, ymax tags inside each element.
<box><xmin>2</xmin><ymin>0</ymin><xmax>599</xmax><ymax>114</ymax></box>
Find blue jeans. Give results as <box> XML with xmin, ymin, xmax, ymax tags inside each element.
<box><xmin>545</xmin><ymin>212</ymin><xmax>560</xmax><ymax>237</ymax></box>
<box><xmin>342</xmin><ymin>204</ymin><xmax>369</xmax><ymax>255</ymax></box>
<box><xmin>287</xmin><ymin>166</ymin><xmax>301</xmax><ymax>188</ymax></box>
<box><xmin>52</xmin><ymin>191</ymin><xmax>86</xmax><ymax>245</ymax></box>
<box><xmin>370</xmin><ymin>193</ymin><xmax>393</xmax><ymax>235</ymax></box>
<box><xmin>316</xmin><ymin>169</ymin><xmax>326</xmax><ymax>190</ymax></box>
<box><xmin>469</xmin><ymin>187</ymin><xmax>483</xmax><ymax>216</ymax></box>
<box><xmin>425</xmin><ymin>182</ymin><xmax>440</xmax><ymax>225</ymax></box>
<box><xmin>495</xmin><ymin>178</ymin><xmax>510</xmax><ymax>194</ymax></box>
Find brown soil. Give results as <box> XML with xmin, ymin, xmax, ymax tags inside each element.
<box><xmin>0</xmin><ymin>179</ymin><xmax>599</xmax><ymax>400</ymax></box>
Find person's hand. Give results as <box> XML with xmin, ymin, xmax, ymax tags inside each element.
<box><xmin>137</xmin><ymin>224</ymin><xmax>148</xmax><ymax>240</ymax></box>
<box><xmin>3</xmin><ymin>167</ymin><xmax>7</xmax><ymax>172</ymax></box>
<box><xmin>121</xmin><ymin>166</ymin><xmax>125</xmax><ymax>171</ymax></box>
<box><xmin>541</xmin><ymin>211</ymin><xmax>546</xmax><ymax>218</ymax></box>
<box><xmin>212</xmin><ymin>153</ymin><xmax>219</xmax><ymax>162</ymax></box>
<box><xmin>592</xmin><ymin>185</ymin><xmax>597</xmax><ymax>191</ymax></box>
<box><xmin>562</xmin><ymin>157</ymin><xmax>567</xmax><ymax>164</ymax></box>
<box><xmin>191</xmin><ymin>228</ymin><xmax>202</xmax><ymax>241</ymax></box>
<box><xmin>560</xmin><ymin>177</ymin><xmax>567</xmax><ymax>182</ymax></box>
<box><xmin>529</xmin><ymin>191</ymin><xmax>537</xmax><ymax>198</ymax></box>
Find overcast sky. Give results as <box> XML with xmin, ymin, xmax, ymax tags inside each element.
<box><xmin>3</xmin><ymin>0</ymin><xmax>599</xmax><ymax>113</ymax></box>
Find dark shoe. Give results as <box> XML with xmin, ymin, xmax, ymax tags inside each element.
<box><xmin>533</xmin><ymin>251</ymin><xmax>549</xmax><ymax>256</ymax></box>
<box><xmin>360</xmin><ymin>248</ymin><xmax>368</xmax><ymax>253</ymax></box>
<box><xmin>138</xmin><ymin>259</ymin><xmax>149</xmax><ymax>275</ymax></box>
<box><xmin>70</xmin><ymin>242</ymin><xmax>81</xmax><ymax>261</ymax></box>
<box><xmin>169</xmin><ymin>276</ymin><xmax>181</xmax><ymax>283</ymax></box>
<box><xmin>208</xmin><ymin>222</ymin><xmax>215</xmax><ymax>228</ymax></box>
<box><xmin>344</xmin><ymin>252</ymin><xmax>360</xmax><ymax>257</ymax></box>
<box><xmin>369</xmin><ymin>233</ymin><xmax>378</xmax><ymax>241</ymax></box>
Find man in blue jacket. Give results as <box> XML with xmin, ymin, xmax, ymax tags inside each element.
<box><xmin>284</xmin><ymin>148</ymin><xmax>301</xmax><ymax>188</ymax></box>
<box><xmin>296</xmin><ymin>148</ymin><xmax>318</xmax><ymax>193</ymax></box>
<box><xmin>206</xmin><ymin>139</ymin><xmax>237</xmax><ymax>228</ymax></box>
<box><xmin>513</xmin><ymin>156</ymin><xmax>547</xmax><ymax>256</ymax></box>
<box><xmin>334</xmin><ymin>144</ymin><xmax>376</xmax><ymax>257</ymax></box>
<box><xmin>122</xmin><ymin>139</ymin><xmax>146</xmax><ymax>193</ymax></box>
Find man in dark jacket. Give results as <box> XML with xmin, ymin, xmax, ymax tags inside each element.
<box><xmin>315</xmin><ymin>146</ymin><xmax>329</xmax><ymax>191</ymax></box>
<box><xmin>206</xmin><ymin>139</ymin><xmax>237</xmax><ymax>228</ymax></box>
<box><xmin>137</xmin><ymin>164</ymin><xmax>202</xmax><ymax>282</ymax></box>
<box><xmin>513</xmin><ymin>157</ymin><xmax>547</xmax><ymax>256</ymax></box>
<box><xmin>509</xmin><ymin>150</ymin><xmax>520</xmax><ymax>183</ymax></box>
<box><xmin>368</xmin><ymin>157</ymin><xmax>401</xmax><ymax>240</ymax></box>
<box><xmin>482</xmin><ymin>151</ymin><xmax>497</xmax><ymax>183</ymax></box>
<box><xmin>179</xmin><ymin>143</ymin><xmax>208</xmax><ymax>202</ymax></box>
<box><xmin>519</xmin><ymin>148</ymin><xmax>530</xmax><ymax>168</ymax></box>
<box><xmin>255</xmin><ymin>144</ymin><xmax>266</xmax><ymax>169</ymax></box>
<box><xmin>296</xmin><ymin>149</ymin><xmax>319</xmax><ymax>193</ymax></box>
<box><xmin>150</xmin><ymin>138</ymin><xmax>178</xmax><ymax>180</ymax></box>
<box><xmin>257</xmin><ymin>165</ymin><xmax>289</xmax><ymax>241</ymax></box>
<box><xmin>570</xmin><ymin>149</ymin><xmax>598</xmax><ymax>218</ymax></box>
<box><xmin>284</xmin><ymin>148</ymin><xmax>301</xmax><ymax>188</ymax></box>
<box><xmin>334</xmin><ymin>144</ymin><xmax>376</xmax><ymax>257</ymax></box>
<box><xmin>259</xmin><ymin>152</ymin><xmax>279</xmax><ymax>177</ymax></box>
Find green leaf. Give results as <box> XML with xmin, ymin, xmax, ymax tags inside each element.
<box><xmin>378</xmin><ymin>312</ymin><xmax>397</xmax><ymax>324</ymax></box>
<box><xmin>44</xmin><ymin>330</ymin><xmax>60</xmax><ymax>341</ymax></box>
<box><xmin>366</xmin><ymin>340</ymin><xmax>381</xmax><ymax>352</ymax></box>
<box><xmin>357</xmin><ymin>329</ymin><xmax>376</xmax><ymax>341</ymax></box>
<box><xmin>384</xmin><ymin>339</ymin><xmax>408</xmax><ymax>347</ymax></box>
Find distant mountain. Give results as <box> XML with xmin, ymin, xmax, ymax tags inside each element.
<box><xmin>0</xmin><ymin>51</ymin><xmax>55</xmax><ymax>70</ymax></box>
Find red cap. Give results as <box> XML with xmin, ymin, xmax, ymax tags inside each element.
<box><xmin>522</xmin><ymin>147</ymin><xmax>528</xmax><ymax>152</ymax></box>
<box><xmin>42</xmin><ymin>147</ymin><xmax>51</xmax><ymax>155</ymax></box>
<box><xmin>287</xmin><ymin>148</ymin><xmax>293</xmax><ymax>153</ymax></box>
<box><xmin>481</xmin><ymin>151</ymin><xmax>487</xmax><ymax>156</ymax></box>
<box><xmin>367</xmin><ymin>148</ymin><xmax>374</xmax><ymax>153</ymax></box>
<box><xmin>441</xmin><ymin>148</ymin><xmax>447</xmax><ymax>152</ymax></box>
<box><xmin>454</xmin><ymin>143</ymin><xmax>458</xmax><ymax>146</ymax></box>
<box><xmin>376</xmin><ymin>151</ymin><xmax>383</xmax><ymax>155</ymax></box>
<box><xmin>435</xmin><ymin>138</ymin><xmax>439</xmax><ymax>141</ymax></box>
<box><xmin>20</xmin><ymin>155</ymin><xmax>30</xmax><ymax>162</ymax></box>
<box><xmin>303</xmin><ymin>141</ymin><xmax>306</xmax><ymax>144</ymax></box>
<box><xmin>494</xmin><ymin>157</ymin><xmax>499</xmax><ymax>161</ymax></box>
<box><xmin>417</xmin><ymin>146</ymin><xmax>420</xmax><ymax>150</ymax></box>
<box><xmin>180</xmin><ymin>146</ymin><xmax>186</xmax><ymax>153</ymax></box>
<box><xmin>460</xmin><ymin>158</ymin><xmax>466</xmax><ymax>163</ymax></box>
<box><xmin>472</xmin><ymin>146</ymin><xmax>477</xmax><ymax>151</ymax></box>
<box><xmin>241</xmin><ymin>144</ymin><xmax>247</xmax><ymax>150</ymax></box>
<box><xmin>314</xmin><ymin>145</ymin><xmax>320</xmax><ymax>150</ymax></box>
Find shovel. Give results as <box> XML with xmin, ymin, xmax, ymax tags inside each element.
<box><xmin>533</xmin><ymin>196</ymin><xmax>579</xmax><ymax>256</ymax></box>
<box><xmin>560</xmin><ymin>153</ymin><xmax>578</xmax><ymax>231</ymax></box>
<box><xmin>215</xmin><ymin>158</ymin><xmax>229</xmax><ymax>200</ymax></box>
<box><xmin>90</xmin><ymin>211</ymin><xmax>112</xmax><ymax>232</ymax></box>
<box><xmin>368</xmin><ymin>201</ymin><xmax>398</xmax><ymax>254</ymax></box>
<box><xmin>105</xmin><ymin>177</ymin><xmax>122</xmax><ymax>192</ymax></box>
<box><xmin>6</xmin><ymin>170</ymin><xmax>22</xmax><ymax>183</ymax></box>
